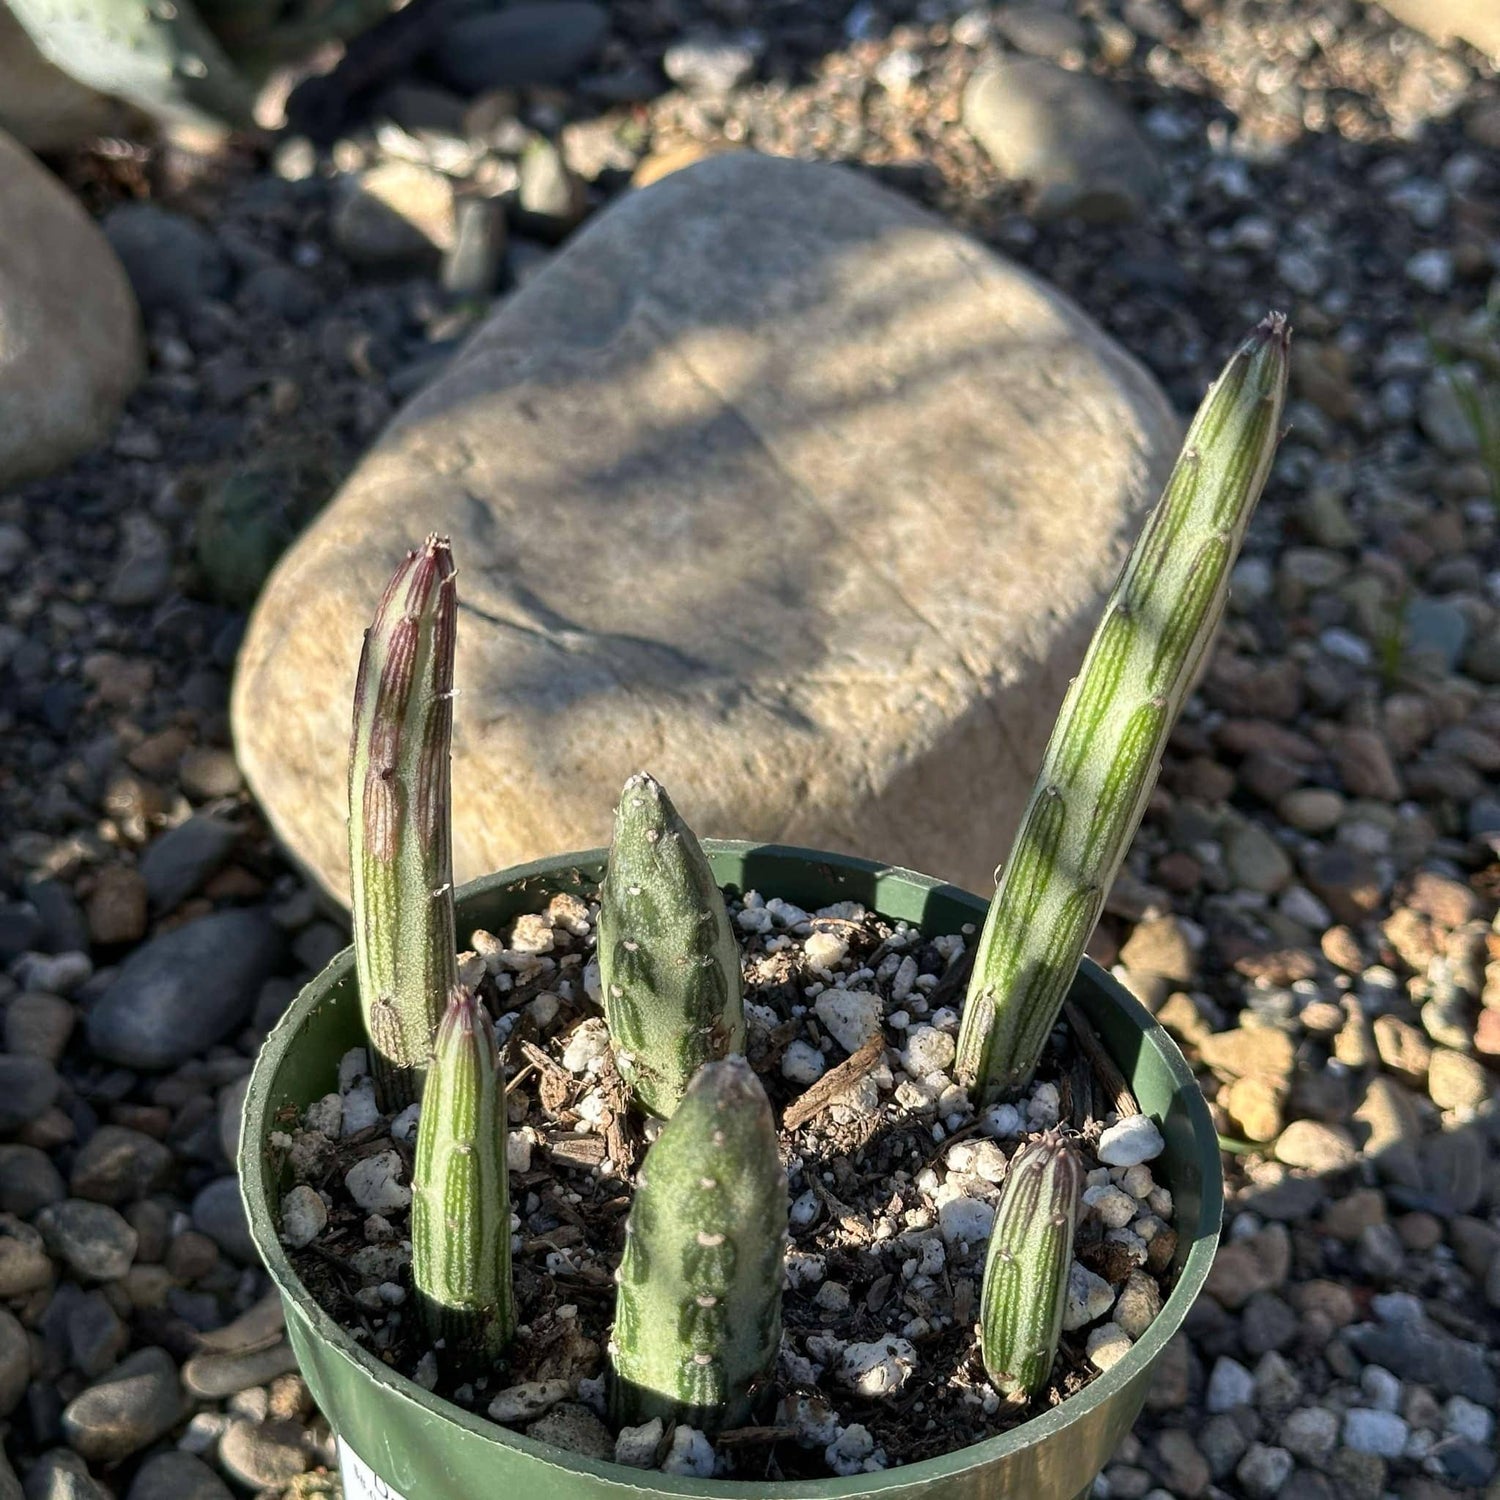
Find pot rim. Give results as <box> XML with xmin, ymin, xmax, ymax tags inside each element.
<box><xmin>241</xmin><ymin>840</ymin><xmax>1222</xmax><ymax>1497</ymax></box>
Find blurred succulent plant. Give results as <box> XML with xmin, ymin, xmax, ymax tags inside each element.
<box><xmin>3</xmin><ymin>0</ymin><xmax>395</xmax><ymax>131</ymax></box>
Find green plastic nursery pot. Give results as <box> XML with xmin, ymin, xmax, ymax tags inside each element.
<box><xmin>241</xmin><ymin>843</ymin><xmax>1222</xmax><ymax>1500</ymax></box>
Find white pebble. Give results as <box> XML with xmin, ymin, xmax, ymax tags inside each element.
<box><xmin>1063</xmin><ymin>1262</ymin><xmax>1116</xmax><ymax>1331</ymax></box>
<box><xmin>545</xmin><ymin>892</ymin><xmax>591</xmax><ymax>935</ymax></box>
<box><xmin>839</xmin><ymin>1339</ymin><xmax>917</xmax><ymax>1397</ymax></box>
<box><xmin>390</xmin><ymin>1103</ymin><xmax>420</xmax><ymax>1144</ymax></box>
<box><xmin>1120</xmin><ymin>1164</ymin><xmax>1155</xmax><ymax>1200</ymax></box>
<box><xmin>661</xmin><ymin>1425</ymin><xmax>715</xmax><ymax>1477</ymax></box>
<box><xmin>814</xmin><ymin>990</ymin><xmax>883</xmax><ymax>1054</ymax></box>
<box><xmin>508</xmin><ymin>913</ymin><xmax>554</xmax><ymax>954</ymax></box>
<box><xmin>527</xmin><ymin>992</ymin><xmax>560</xmax><ymax>1029</ymax></box>
<box><xmin>506</xmin><ymin>1130</ymin><xmax>534</xmax><ymax>1173</ymax></box>
<box><xmin>902</xmin><ymin>1026</ymin><xmax>955</xmax><ymax>1078</ymax></box>
<box><xmin>980</xmin><ymin>1103</ymin><xmax>1023</xmax><ymax>1138</ymax></box>
<box><xmin>826</xmin><ymin>1424</ymin><xmax>885</xmax><ymax>1476</ymax></box>
<box><xmin>177</xmin><ymin>1412</ymin><xmax>227</xmax><ymax>1454</ymax></box>
<box><xmin>767</xmin><ymin>899</ymin><xmax>810</xmax><ymax>929</ymax></box>
<box><xmin>803</xmin><ymin>931</ymin><xmax>848</xmax><ymax>970</ymax></box>
<box><xmin>487</xmin><ymin>1380</ymin><xmax>570</xmax><ymax>1424</ymax></box>
<box><xmin>278</xmin><ymin>1184</ymin><xmax>326</xmax><ymax>1249</ymax></box>
<box><xmin>789</xmin><ymin>1190</ymin><xmax>820</xmax><ymax>1229</ymax></box>
<box><xmin>1097</xmin><ymin>1115</ymin><xmax>1165</xmax><ymax>1167</ymax></box>
<box><xmin>1085</xmin><ymin>1322</ymin><xmax>1133</xmax><ymax>1371</ymax></box>
<box><xmin>561</xmin><ymin>1018</ymin><xmax>610</xmax><ymax>1073</ymax></box>
<box><xmin>1027</xmin><ymin>1082</ymin><xmax>1060</xmax><ymax>1129</ymax></box>
<box><xmin>1444</xmin><ymin>1395</ymin><xmax>1493</xmax><ymax>1444</ymax></box>
<box><xmin>1360</xmin><ymin>1364</ymin><xmax>1402</xmax><ymax>1412</ymax></box>
<box><xmin>785</xmin><ymin>1251</ymin><xmax>826</xmax><ymax>1289</ymax></box>
<box><xmin>614</xmin><ymin>1418</ymin><xmax>663</xmax><ymax>1468</ymax></box>
<box><xmin>890</xmin><ymin>956</ymin><xmax>920</xmax><ymax>1002</ymax></box>
<box><xmin>340</xmin><ymin>1078</ymin><xmax>380</xmax><ymax>1137</ymax></box>
<box><xmin>1205</xmin><ymin>1356</ymin><xmax>1255</xmax><ymax>1413</ymax></box>
<box><xmin>1083</xmin><ymin>1184</ymin><xmax>1138</xmax><ymax>1230</ymax></box>
<box><xmin>946</xmin><ymin>1138</ymin><xmax>1007</xmax><ymax>1183</ymax></box>
<box><xmin>782</xmin><ymin>1040</ymin><xmax>826</xmax><ymax>1085</ymax></box>
<box><xmin>304</xmin><ymin>1094</ymin><xmax>342</xmax><ymax>1136</ymax></box>
<box><xmin>828</xmin><ymin>1075</ymin><xmax>880</xmax><ymax>1124</ymax></box>
<box><xmin>786</xmin><ymin>1395</ymin><xmax>839</xmax><ymax>1446</ymax></box>
<box><xmin>1281</xmin><ymin>1406</ymin><xmax>1338</xmax><ymax>1465</ymax></box>
<box><xmin>344</xmin><ymin>1151</ymin><xmax>410</xmax><ymax>1214</ymax></box>
<box><xmin>815</xmin><ymin>1281</ymin><xmax>851</xmax><ymax>1314</ymax></box>
<box><xmin>1341</xmin><ymin>1408</ymin><xmax>1408</xmax><ymax>1458</ymax></box>
<box><xmin>937</xmin><ymin>1194</ymin><xmax>995</xmax><ymax>1249</ymax></box>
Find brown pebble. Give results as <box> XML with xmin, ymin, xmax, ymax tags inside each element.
<box><xmin>1220</xmin><ymin>1076</ymin><xmax>1284</xmax><ymax>1141</ymax></box>
<box><xmin>1475</xmin><ymin>1008</ymin><xmax>1500</xmax><ymax>1059</ymax></box>
<box><xmin>19</xmin><ymin>1108</ymin><xmax>73</xmax><ymax>1151</ymax></box>
<box><xmin>1303</xmin><ymin>846</ymin><xmax>1384</xmax><ymax>926</ymax></box>
<box><xmin>267</xmin><ymin>1373</ymin><xmax>314</xmax><ymax>1421</ymax></box>
<box><xmin>1119</xmin><ymin>915</ymin><xmax>1196</xmax><ymax>984</ymax></box>
<box><xmin>107</xmin><ymin>1105</ymin><xmax>172</xmax><ymax>1139</ymax></box>
<box><xmin>1199</xmin><ymin>1027</ymin><xmax>1295</xmax><ymax>1081</ymax></box>
<box><xmin>126</xmin><ymin>727</ymin><xmax>191</xmax><ymax>777</ymax></box>
<box><xmin>1329</xmin><ymin>726</ymin><xmax>1403</xmax><ymax>800</ymax></box>
<box><xmin>1291</xmin><ymin>1278</ymin><xmax>1358</xmax><ymax>1327</ymax></box>
<box><xmin>1371</xmin><ymin>1015</ymin><xmax>1432</xmax><ymax>1081</ymax></box>
<box><xmin>1405</xmin><ymin>870</ymin><xmax>1481</xmax><ymax>929</ymax></box>
<box><xmin>1154</xmin><ymin>851</ymin><xmax>1202</xmax><ymax>893</ymax></box>
<box><xmin>1320</xmin><ymin>1187</ymin><xmax>1386</xmax><ymax>1242</ymax></box>
<box><xmin>86</xmin><ymin>866</ymin><xmax>148</xmax><ymax>946</ymax></box>
<box><xmin>1320</xmin><ymin>924</ymin><xmax>1364</xmax><ymax>972</ymax></box>
<box><xmin>165</xmin><ymin>1230</ymin><xmax>219</xmax><ymax>1281</ymax></box>
<box><xmin>1395</xmin><ymin>1212</ymin><xmax>1443</xmax><ymax>1251</ymax></box>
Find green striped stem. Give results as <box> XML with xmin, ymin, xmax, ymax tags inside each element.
<box><xmin>348</xmin><ymin>534</ymin><xmax>458</xmax><ymax>1111</ymax></box>
<box><xmin>607</xmin><ymin>1058</ymin><xmax>787</xmax><ymax>1434</ymax></box>
<box><xmin>598</xmin><ymin>773</ymin><xmax>745</xmax><ymax>1118</ymax></box>
<box><xmin>411</xmin><ymin>984</ymin><xmax>514</xmax><ymax>1364</ymax></box>
<box><xmin>956</xmin><ymin>315</ymin><xmax>1291</xmax><ymax>1101</ymax></box>
<box><xmin>979</xmin><ymin>1135</ymin><xmax>1082</xmax><ymax>1401</ymax></box>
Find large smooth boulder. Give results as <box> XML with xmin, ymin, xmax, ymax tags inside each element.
<box><xmin>0</xmin><ymin>129</ymin><xmax>142</xmax><ymax>486</ymax></box>
<box><xmin>234</xmin><ymin>152</ymin><xmax>1179</xmax><ymax>902</ymax></box>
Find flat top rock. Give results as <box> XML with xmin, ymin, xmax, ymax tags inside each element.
<box><xmin>235</xmin><ymin>152</ymin><xmax>1177</xmax><ymax>902</ymax></box>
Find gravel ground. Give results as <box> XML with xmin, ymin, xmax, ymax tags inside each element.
<box><xmin>1</xmin><ymin>1</ymin><xmax>1498</xmax><ymax>1496</ymax></box>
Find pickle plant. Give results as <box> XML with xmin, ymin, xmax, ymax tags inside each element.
<box><xmin>978</xmin><ymin>1137</ymin><xmax>1082</xmax><ymax>1401</ymax></box>
<box><xmin>348</xmin><ymin>533</ymin><xmax>459</xmax><ymax>1112</ymax></box>
<box><xmin>336</xmin><ymin>316</ymin><xmax>1291</xmax><ymax>1435</ymax></box>
<box><xmin>608</xmin><ymin>1058</ymin><xmax>787</xmax><ymax>1433</ymax></box>
<box><xmin>956</xmin><ymin>314</ymin><xmax>1291</xmax><ymax>1102</ymax></box>
<box><xmin>598</xmin><ymin>772</ymin><xmax>746</xmax><ymax>1117</ymax></box>
<box><xmin>411</xmin><ymin>983</ymin><xmax>514</xmax><ymax>1363</ymax></box>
